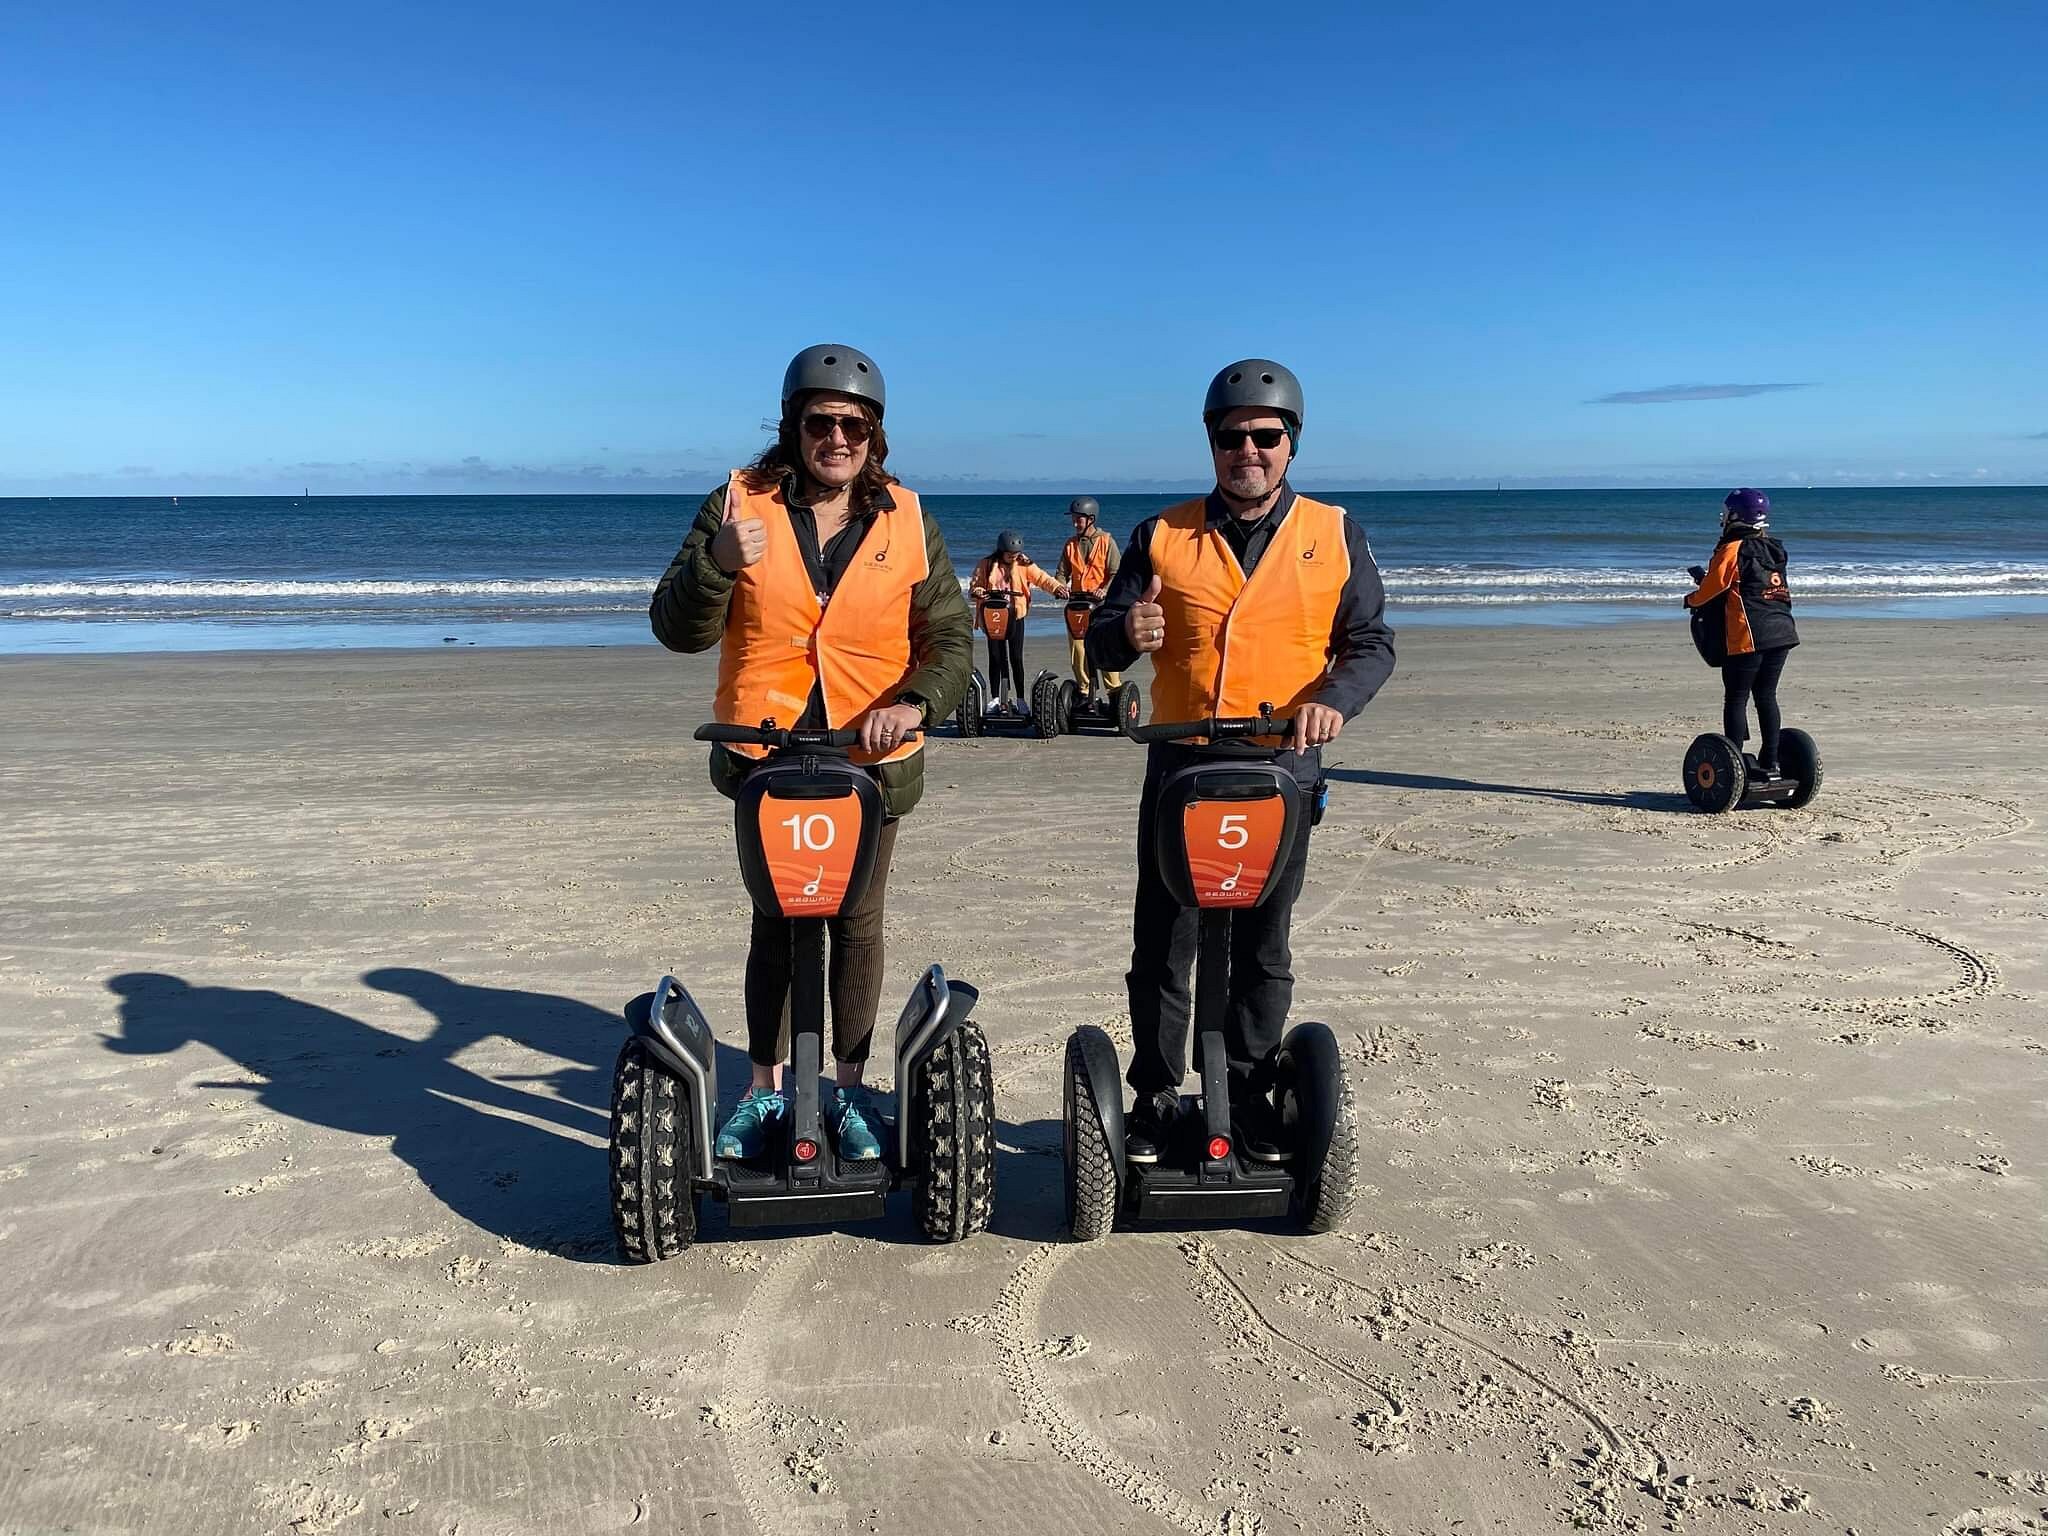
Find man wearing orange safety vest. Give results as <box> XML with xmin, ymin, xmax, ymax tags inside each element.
<box><xmin>1055</xmin><ymin>496</ymin><xmax>1123</xmax><ymax>695</ymax></box>
<box><xmin>1086</xmin><ymin>359</ymin><xmax>1395</xmax><ymax>1166</ymax></box>
<box><xmin>651</xmin><ymin>344</ymin><xmax>972</xmax><ymax>1166</ymax></box>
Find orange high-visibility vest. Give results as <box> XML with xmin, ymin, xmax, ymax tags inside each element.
<box><xmin>1061</xmin><ymin>530</ymin><xmax>1114</xmax><ymax>591</ymax></box>
<box><xmin>1146</xmin><ymin>495</ymin><xmax>1351</xmax><ymax>739</ymax></box>
<box><xmin>713</xmin><ymin>472</ymin><xmax>928</xmax><ymax>764</ymax></box>
<box><xmin>969</xmin><ymin>555</ymin><xmax>1060</xmax><ymax>628</ymax></box>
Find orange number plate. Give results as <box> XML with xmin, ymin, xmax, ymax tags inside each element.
<box><xmin>757</xmin><ymin>792</ymin><xmax>863</xmax><ymax>916</ymax></box>
<box><xmin>1182</xmin><ymin>796</ymin><xmax>1286</xmax><ymax>907</ymax></box>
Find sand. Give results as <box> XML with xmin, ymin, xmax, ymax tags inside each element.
<box><xmin>0</xmin><ymin>617</ymin><xmax>2042</xmax><ymax>1536</ymax></box>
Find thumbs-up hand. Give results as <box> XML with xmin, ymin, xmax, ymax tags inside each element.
<box><xmin>711</xmin><ymin>494</ymin><xmax>768</xmax><ymax>574</ymax></box>
<box><xmin>1125</xmin><ymin>575</ymin><xmax>1166</xmax><ymax>653</ymax></box>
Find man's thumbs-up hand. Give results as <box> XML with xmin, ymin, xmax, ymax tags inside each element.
<box><xmin>1125</xmin><ymin>575</ymin><xmax>1166</xmax><ymax>653</ymax></box>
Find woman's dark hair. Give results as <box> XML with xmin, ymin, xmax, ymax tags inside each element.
<box><xmin>739</xmin><ymin>394</ymin><xmax>896</xmax><ymax>511</ymax></box>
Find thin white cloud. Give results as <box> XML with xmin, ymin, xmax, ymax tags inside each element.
<box><xmin>1589</xmin><ymin>383</ymin><xmax>1816</xmax><ymax>405</ymax></box>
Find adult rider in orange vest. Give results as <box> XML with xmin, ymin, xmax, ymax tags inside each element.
<box><xmin>1056</xmin><ymin>496</ymin><xmax>1123</xmax><ymax>695</ymax></box>
<box><xmin>1085</xmin><ymin>359</ymin><xmax>1396</xmax><ymax>1165</ymax></box>
<box><xmin>650</xmin><ymin>345</ymin><xmax>972</xmax><ymax>1164</ymax></box>
<box><xmin>968</xmin><ymin>532</ymin><xmax>1067</xmax><ymax>714</ymax></box>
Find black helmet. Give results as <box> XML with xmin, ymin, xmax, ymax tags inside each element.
<box><xmin>1068</xmin><ymin>496</ymin><xmax>1099</xmax><ymax>521</ymax></box>
<box><xmin>782</xmin><ymin>344</ymin><xmax>885</xmax><ymax>419</ymax></box>
<box><xmin>1203</xmin><ymin>358</ymin><xmax>1303</xmax><ymax>432</ymax></box>
<box><xmin>996</xmin><ymin>530</ymin><xmax>1025</xmax><ymax>556</ymax></box>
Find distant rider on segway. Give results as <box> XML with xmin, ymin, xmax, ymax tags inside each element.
<box><xmin>1683</xmin><ymin>488</ymin><xmax>1800</xmax><ymax>779</ymax></box>
<box><xmin>969</xmin><ymin>532</ymin><xmax>1068</xmax><ymax>717</ymax></box>
<box><xmin>650</xmin><ymin>344</ymin><xmax>972</xmax><ymax>1164</ymax></box>
<box><xmin>1086</xmin><ymin>359</ymin><xmax>1395</xmax><ymax>1165</ymax></box>
<box><xmin>1056</xmin><ymin>496</ymin><xmax>1123</xmax><ymax>697</ymax></box>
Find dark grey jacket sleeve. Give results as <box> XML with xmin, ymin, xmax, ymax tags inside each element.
<box><xmin>1083</xmin><ymin>520</ymin><xmax>1160</xmax><ymax>674</ymax></box>
<box><xmin>649</xmin><ymin>486</ymin><xmax>736</xmax><ymax>654</ymax></box>
<box><xmin>1313</xmin><ymin>515</ymin><xmax>1396</xmax><ymax>718</ymax></box>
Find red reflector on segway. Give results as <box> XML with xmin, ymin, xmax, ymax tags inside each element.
<box><xmin>794</xmin><ymin>1138</ymin><xmax>820</xmax><ymax>1163</ymax></box>
<box><xmin>1207</xmin><ymin>1135</ymin><xmax>1232</xmax><ymax>1161</ymax></box>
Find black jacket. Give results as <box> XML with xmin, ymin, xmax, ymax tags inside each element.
<box><xmin>1686</xmin><ymin>526</ymin><xmax>1798</xmax><ymax>656</ymax></box>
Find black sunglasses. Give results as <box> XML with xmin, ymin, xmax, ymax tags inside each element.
<box><xmin>801</xmin><ymin>412</ymin><xmax>875</xmax><ymax>445</ymax></box>
<box><xmin>1211</xmin><ymin>426</ymin><xmax>1289</xmax><ymax>451</ymax></box>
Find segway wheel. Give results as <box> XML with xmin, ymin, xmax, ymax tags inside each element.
<box><xmin>910</xmin><ymin>1022</ymin><xmax>995</xmax><ymax>1243</ymax></box>
<box><xmin>609</xmin><ymin>1038</ymin><xmax>699</xmax><ymax>1262</ymax></box>
<box><xmin>1114</xmin><ymin>681</ymin><xmax>1143</xmax><ymax>736</ymax></box>
<box><xmin>1062</xmin><ymin>1030</ymin><xmax>1119</xmax><ymax>1242</ymax></box>
<box><xmin>1055</xmin><ymin>679</ymin><xmax>1078</xmax><ymax>736</ymax></box>
<box><xmin>1682</xmin><ymin>733</ymin><xmax>1745</xmax><ymax>814</ymax></box>
<box><xmin>1778</xmin><ymin>728</ymin><xmax>1822</xmax><ymax>809</ymax></box>
<box><xmin>1275</xmin><ymin>1021</ymin><xmax>1359</xmax><ymax>1235</ymax></box>
<box><xmin>1031</xmin><ymin>673</ymin><xmax>1062</xmax><ymax>739</ymax></box>
<box><xmin>956</xmin><ymin>670</ymin><xmax>986</xmax><ymax>738</ymax></box>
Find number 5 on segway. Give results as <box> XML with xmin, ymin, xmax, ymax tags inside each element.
<box><xmin>1062</xmin><ymin>709</ymin><xmax>1361</xmax><ymax>1240</ymax></box>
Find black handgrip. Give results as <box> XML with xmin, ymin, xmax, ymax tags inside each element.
<box><xmin>1687</xmin><ymin>565</ymin><xmax>1706</xmax><ymax>582</ymax></box>
<box><xmin>1129</xmin><ymin>715</ymin><xmax>1295</xmax><ymax>744</ymax></box>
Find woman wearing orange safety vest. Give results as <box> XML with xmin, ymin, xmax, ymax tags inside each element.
<box><xmin>1056</xmin><ymin>496</ymin><xmax>1123</xmax><ymax>693</ymax></box>
<box><xmin>1086</xmin><ymin>359</ymin><xmax>1395</xmax><ymax>1168</ymax></box>
<box><xmin>968</xmin><ymin>531</ymin><xmax>1066</xmax><ymax>715</ymax></box>
<box><xmin>650</xmin><ymin>345</ymin><xmax>972</xmax><ymax>1164</ymax></box>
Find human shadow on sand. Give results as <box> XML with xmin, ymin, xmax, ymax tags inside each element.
<box><xmin>1327</xmin><ymin>766</ymin><xmax>1688</xmax><ymax>812</ymax></box>
<box><xmin>99</xmin><ymin>968</ymin><xmax>718</xmax><ymax>1259</ymax></box>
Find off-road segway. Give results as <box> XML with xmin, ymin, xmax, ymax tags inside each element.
<box><xmin>1681</xmin><ymin>727</ymin><xmax>1822</xmax><ymax>813</ymax></box>
<box><xmin>1048</xmin><ymin>593</ymin><xmax>1144</xmax><ymax>737</ymax></box>
<box><xmin>609</xmin><ymin>721</ymin><xmax>996</xmax><ymax>1259</ymax></box>
<box><xmin>1681</xmin><ymin>563</ymin><xmax>1822</xmax><ymax>813</ymax></box>
<box><xmin>1063</xmin><ymin>707</ymin><xmax>1359</xmax><ymax>1240</ymax></box>
<box><xmin>955</xmin><ymin>592</ymin><xmax>1059</xmax><ymax>738</ymax></box>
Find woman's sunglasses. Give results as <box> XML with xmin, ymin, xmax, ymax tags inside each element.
<box><xmin>1211</xmin><ymin>427</ymin><xmax>1289</xmax><ymax>452</ymax></box>
<box><xmin>801</xmin><ymin>412</ymin><xmax>875</xmax><ymax>445</ymax></box>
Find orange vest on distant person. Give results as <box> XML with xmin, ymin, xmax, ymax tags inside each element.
<box><xmin>1146</xmin><ymin>495</ymin><xmax>1350</xmax><ymax>739</ymax></box>
<box><xmin>969</xmin><ymin>555</ymin><xmax>1058</xmax><ymax>627</ymax></box>
<box><xmin>1062</xmin><ymin>530</ymin><xmax>1113</xmax><ymax>591</ymax></box>
<box><xmin>713</xmin><ymin>472</ymin><xmax>927</xmax><ymax>764</ymax></box>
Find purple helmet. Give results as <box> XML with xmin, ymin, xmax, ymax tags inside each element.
<box><xmin>1723</xmin><ymin>487</ymin><xmax>1771</xmax><ymax>525</ymax></box>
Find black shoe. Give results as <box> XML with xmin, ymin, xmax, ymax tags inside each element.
<box><xmin>1756</xmin><ymin>761</ymin><xmax>1780</xmax><ymax>781</ymax></box>
<box><xmin>1229</xmin><ymin>1090</ymin><xmax>1290</xmax><ymax>1164</ymax></box>
<box><xmin>1124</xmin><ymin>1089</ymin><xmax>1179</xmax><ymax>1164</ymax></box>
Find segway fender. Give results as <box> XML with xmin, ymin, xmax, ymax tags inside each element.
<box><xmin>893</xmin><ymin>965</ymin><xmax>980</xmax><ymax>1168</ymax></box>
<box><xmin>1072</xmin><ymin>1025</ymin><xmax>1128</xmax><ymax>1190</ymax></box>
<box><xmin>630</xmin><ymin>977</ymin><xmax>717</xmax><ymax>1179</ymax></box>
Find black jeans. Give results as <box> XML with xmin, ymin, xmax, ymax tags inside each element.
<box><xmin>1722</xmin><ymin>646</ymin><xmax>1791</xmax><ymax>765</ymax></box>
<box><xmin>1125</xmin><ymin>759</ymin><xmax>1314</xmax><ymax>1100</ymax></box>
<box><xmin>986</xmin><ymin>621</ymin><xmax>1026</xmax><ymax>698</ymax></box>
<box><xmin>744</xmin><ymin>820</ymin><xmax>898</xmax><ymax>1067</ymax></box>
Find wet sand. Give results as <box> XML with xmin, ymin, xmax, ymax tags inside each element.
<box><xmin>1</xmin><ymin>618</ymin><xmax>2043</xmax><ymax>1535</ymax></box>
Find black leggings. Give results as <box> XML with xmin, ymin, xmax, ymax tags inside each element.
<box><xmin>1722</xmin><ymin>647</ymin><xmax>1790</xmax><ymax>765</ymax></box>
<box><xmin>986</xmin><ymin>621</ymin><xmax>1025</xmax><ymax>697</ymax></box>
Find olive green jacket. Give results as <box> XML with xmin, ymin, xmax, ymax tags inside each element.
<box><xmin>650</xmin><ymin>479</ymin><xmax>973</xmax><ymax>817</ymax></box>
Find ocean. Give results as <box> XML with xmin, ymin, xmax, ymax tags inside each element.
<box><xmin>2</xmin><ymin>487</ymin><xmax>2044</xmax><ymax>654</ymax></box>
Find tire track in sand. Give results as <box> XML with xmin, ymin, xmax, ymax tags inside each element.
<box><xmin>1277</xmin><ymin>1251</ymin><xmax>1651</xmax><ymax>1479</ymax></box>
<box><xmin>1817</xmin><ymin>909</ymin><xmax>1999</xmax><ymax>1009</ymax></box>
<box><xmin>710</xmin><ymin>1240</ymin><xmax>827</xmax><ymax>1536</ymax></box>
<box><xmin>993</xmin><ymin>1243</ymin><xmax>1257</xmax><ymax>1536</ymax></box>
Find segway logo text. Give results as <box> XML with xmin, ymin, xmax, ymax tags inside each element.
<box><xmin>758</xmin><ymin>793</ymin><xmax>862</xmax><ymax>916</ymax></box>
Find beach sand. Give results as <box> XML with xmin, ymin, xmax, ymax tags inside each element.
<box><xmin>1</xmin><ymin>618</ymin><xmax>2042</xmax><ymax>1535</ymax></box>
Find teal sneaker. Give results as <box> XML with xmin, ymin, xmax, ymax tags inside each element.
<box><xmin>715</xmin><ymin>1088</ymin><xmax>785</xmax><ymax>1160</ymax></box>
<box><xmin>830</xmin><ymin>1085</ymin><xmax>885</xmax><ymax>1161</ymax></box>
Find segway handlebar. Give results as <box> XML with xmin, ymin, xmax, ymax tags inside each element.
<box><xmin>1129</xmin><ymin>711</ymin><xmax>1296</xmax><ymax>745</ymax></box>
<box><xmin>694</xmin><ymin>722</ymin><xmax>923</xmax><ymax>751</ymax></box>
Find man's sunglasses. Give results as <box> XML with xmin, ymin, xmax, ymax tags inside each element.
<box><xmin>1211</xmin><ymin>427</ymin><xmax>1289</xmax><ymax>451</ymax></box>
<box><xmin>801</xmin><ymin>413</ymin><xmax>875</xmax><ymax>445</ymax></box>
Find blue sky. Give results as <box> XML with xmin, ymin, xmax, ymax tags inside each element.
<box><xmin>2</xmin><ymin>1</ymin><xmax>2043</xmax><ymax>493</ymax></box>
